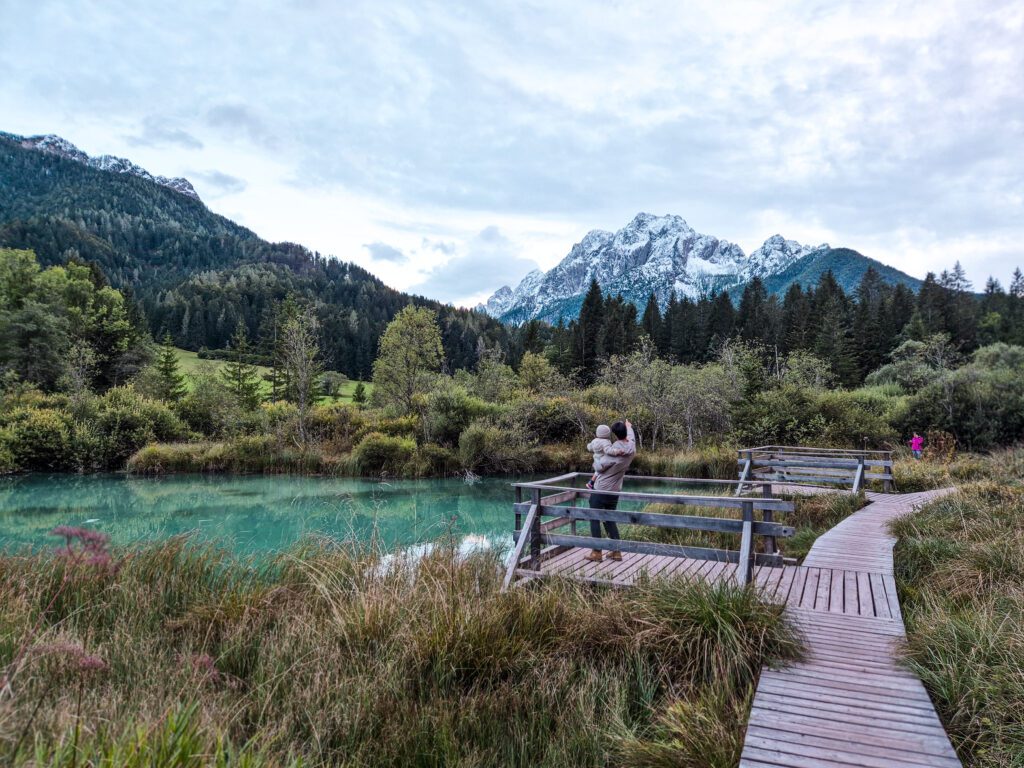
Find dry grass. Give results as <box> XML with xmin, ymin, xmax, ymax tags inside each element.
<box><xmin>893</xmin><ymin>476</ymin><xmax>1024</xmax><ymax>767</ymax></box>
<box><xmin>0</xmin><ymin>536</ymin><xmax>799</xmax><ymax>766</ymax></box>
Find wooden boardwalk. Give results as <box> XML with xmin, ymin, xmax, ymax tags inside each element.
<box><xmin>522</xmin><ymin>487</ymin><xmax>962</xmax><ymax>765</ymax></box>
<box><xmin>740</xmin><ymin>488</ymin><xmax>961</xmax><ymax>768</ymax></box>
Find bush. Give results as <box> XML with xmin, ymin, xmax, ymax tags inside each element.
<box><xmin>406</xmin><ymin>444</ymin><xmax>460</xmax><ymax>477</ymax></box>
<box><xmin>174</xmin><ymin>370</ymin><xmax>240</xmax><ymax>437</ymax></box>
<box><xmin>503</xmin><ymin>395</ymin><xmax>612</xmax><ymax>444</ymax></box>
<box><xmin>0</xmin><ymin>426</ymin><xmax>17</xmax><ymax>473</ymax></box>
<box><xmin>94</xmin><ymin>387</ymin><xmax>189</xmax><ymax>468</ymax></box>
<box><xmin>731</xmin><ymin>385</ymin><xmax>895</xmax><ymax>448</ymax></box>
<box><xmin>6</xmin><ymin>407</ymin><xmax>76</xmax><ymax>470</ymax></box>
<box><xmin>896</xmin><ymin>366</ymin><xmax>1024</xmax><ymax>450</ymax></box>
<box><xmin>458</xmin><ymin>420</ymin><xmax>539</xmax><ymax>474</ymax></box>
<box><xmin>418</xmin><ymin>381</ymin><xmax>496</xmax><ymax>446</ymax></box>
<box><xmin>307</xmin><ymin>403</ymin><xmax>366</xmax><ymax>452</ymax></box>
<box><xmin>352</xmin><ymin>432</ymin><xmax>417</xmax><ymax>475</ymax></box>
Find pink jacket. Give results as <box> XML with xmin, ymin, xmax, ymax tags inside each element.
<box><xmin>909</xmin><ymin>436</ymin><xmax>924</xmax><ymax>451</ymax></box>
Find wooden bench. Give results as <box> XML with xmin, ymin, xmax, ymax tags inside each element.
<box><xmin>502</xmin><ymin>473</ymin><xmax>795</xmax><ymax>590</ymax></box>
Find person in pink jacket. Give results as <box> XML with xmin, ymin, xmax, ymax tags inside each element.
<box><xmin>909</xmin><ymin>433</ymin><xmax>924</xmax><ymax>460</ymax></box>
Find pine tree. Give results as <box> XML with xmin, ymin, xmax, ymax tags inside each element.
<box><xmin>154</xmin><ymin>332</ymin><xmax>187</xmax><ymax>402</ymax></box>
<box><xmin>220</xmin><ymin>322</ymin><xmax>263</xmax><ymax>410</ymax></box>
<box><xmin>705</xmin><ymin>292</ymin><xmax>736</xmax><ymax>355</ymax></box>
<box><xmin>737</xmin><ymin>277</ymin><xmax>773</xmax><ymax>344</ymax></box>
<box><xmin>641</xmin><ymin>292</ymin><xmax>663</xmax><ymax>351</ymax></box>
<box><xmin>781</xmin><ymin>283</ymin><xmax>811</xmax><ymax>352</ymax></box>
<box><xmin>571</xmin><ymin>279</ymin><xmax>606</xmax><ymax>383</ymax></box>
<box><xmin>352</xmin><ymin>381</ymin><xmax>367</xmax><ymax>404</ymax></box>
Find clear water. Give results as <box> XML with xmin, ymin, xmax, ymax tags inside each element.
<box><xmin>0</xmin><ymin>474</ymin><xmax>529</xmax><ymax>556</ymax></box>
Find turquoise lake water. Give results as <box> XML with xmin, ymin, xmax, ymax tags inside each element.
<box><xmin>0</xmin><ymin>474</ymin><xmax>528</xmax><ymax>556</ymax></box>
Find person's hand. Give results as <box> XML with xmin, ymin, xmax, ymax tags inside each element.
<box><xmin>625</xmin><ymin>419</ymin><xmax>632</xmax><ymax>428</ymax></box>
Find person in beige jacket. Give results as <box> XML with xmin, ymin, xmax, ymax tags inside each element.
<box><xmin>585</xmin><ymin>419</ymin><xmax>635</xmax><ymax>562</ymax></box>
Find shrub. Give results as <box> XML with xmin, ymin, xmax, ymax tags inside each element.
<box><xmin>731</xmin><ymin>385</ymin><xmax>895</xmax><ymax>448</ymax></box>
<box><xmin>174</xmin><ymin>370</ymin><xmax>240</xmax><ymax>437</ymax></box>
<box><xmin>94</xmin><ymin>387</ymin><xmax>189</xmax><ymax>468</ymax></box>
<box><xmin>418</xmin><ymin>381</ymin><xmax>496</xmax><ymax>446</ymax></box>
<box><xmin>7</xmin><ymin>407</ymin><xmax>75</xmax><ymax>470</ymax></box>
<box><xmin>307</xmin><ymin>403</ymin><xmax>366</xmax><ymax>452</ymax></box>
<box><xmin>406</xmin><ymin>444</ymin><xmax>460</xmax><ymax>477</ymax></box>
<box><xmin>503</xmin><ymin>395</ymin><xmax>608</xmax><ymax>444</ymax></box>
<box><xmin>0</xmin><ymin>426</ymin><xmax>16</xmax><ymax>473</ymax></box>
<box><xmin>896</xmin><ymin>366</ymin><xmax>1024</xmax><ymax>449</ymax></box>
<box><xmin>458</xmin><ymin>420</ymin><xmax>539</xmax><ymax>474</ymax></box>
<box><xmin>352</xmin><ymin>432</ymin><xmax>416</xmax><ymax>475</ymax></box>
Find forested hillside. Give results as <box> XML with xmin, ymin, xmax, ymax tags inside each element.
<box><xmin>0</xmin><ymin>133</ymin><xmax>508</xmax><ymax>379</ymax></box>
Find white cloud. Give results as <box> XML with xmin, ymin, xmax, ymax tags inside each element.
<box><xmin>0</xmin><ymin>0</ymin><xmax>1021</xmax><ymax>297</ymax></box>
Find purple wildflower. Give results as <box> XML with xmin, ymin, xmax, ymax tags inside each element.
<box><xmin>50</xmin><ymin>526</ymin><xmax>117</xmax><ymax>574</ymax></box>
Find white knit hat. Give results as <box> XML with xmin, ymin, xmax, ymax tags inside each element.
<box><xmin>595</xmin><ymin>424</ymin><xmax>611</xmax><ymax>439</ymax></box>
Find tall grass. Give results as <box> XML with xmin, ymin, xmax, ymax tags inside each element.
<box><xmin>0</xmin><ymin>537</ymin><xmax>799</xmax><ymax>766</ymax></box>
<box><xmin>893</xmin><ymin>480</ymin><xmax>1024</xmax><ymax>767</ymax></box>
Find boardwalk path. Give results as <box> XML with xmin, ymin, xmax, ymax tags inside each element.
<box><xmin>740</xmin><ymin>489</ymin><xmax>961</xmax><ymax>768</ymax></box>
<box><xmin>528</xmin><ymin>488</ymin><xmax>961</xmax><ymax>765</ymax></box>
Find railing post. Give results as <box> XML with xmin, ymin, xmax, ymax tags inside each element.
<box><xmin>761</xmin><ymin>483</ymin><xmax>777</xmax><ymax>556</ymax></box>
<box><xmin>739</xmin><ymin>500</ymin><xmax>754</xmax><ymax>586</ymax></box>
<box><xmin>852</xmin><ymin>456</ymin><xmax>865</xmax><ymax>494</ymax></box>
<box><xmin>514</xmin><ymin>485</ymin><xmax>523</xmax><ymax>539</ymax></box>
<box><xmin>530</xmin><ymin>487</ymin><xmax>542</xmax><ymax>566</ymax></box>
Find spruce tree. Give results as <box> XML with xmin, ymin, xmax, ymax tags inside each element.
<box><xmin>220</xmin><ymin>322</ymin><xmax>263</xmax><ymax>410</ymax></box>
<box><xmin>154</xmin><ymin>332</ymin><xmax>187</xmax><ymax>402</ymax></box>
<box><xmin>352</xmin><ymin>381</ymin><xmax>367</xmax><ymax>404</ymax></box>
<box><xmin>641</xmin><ymin>292</ymin><xmax>663</xmax><ymax>351</ymax></box>
<box><xmin>571</xmin><ymin>279</ymin><xmax>606</xmax><ymax>383</ymax></box>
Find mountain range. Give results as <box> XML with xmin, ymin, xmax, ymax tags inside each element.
<box><xmin>0</xmin><ymin>131</ymin><xmax>507</xmax><ymax>379</ymax></box>
<box><xmin>4</xmin><ymin>132</ymin><xmax>201</xmax><ymax>201</ymax></box>
<box><xmin>479</xmin><ymin>213</ymin><xmax>922</xmax><ymax>324</ymax></box>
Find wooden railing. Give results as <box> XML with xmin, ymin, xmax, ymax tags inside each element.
<box><xmin>736</xmin><ymin>445</ymin><xmax>894</xmax><ymax>494</ymax></box>
<box><xmin>502</xmin><ymin>473</ymin><xmax>795</xmax><ymax>590</ymax></box>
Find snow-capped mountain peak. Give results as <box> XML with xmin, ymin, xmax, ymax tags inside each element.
<box><xmin>741</xmin><ymin>234</ymin><xmax>829</xmax><ymax>281</ymax></box>
<box><xmin>479</xmin><ymin>214</ymin><xmax>830</xmax><ymax>324</ymax></box>
<box><xmin>12</xmin><ymin>133</ymin><xmax>201</xmax><ymax>202</ymax></box>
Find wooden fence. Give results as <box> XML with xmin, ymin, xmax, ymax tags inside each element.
<box><xmin>736</xmin><ymin>445</ymin><xmax>894</xmax><ymax>494</ymax></box>
<box><xmin>502</xmin><ymin>473</ymin><xmax>795</xmax><ymax>591</ymax></box>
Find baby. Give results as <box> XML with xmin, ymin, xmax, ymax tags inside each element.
<box><xmin>585</xmin><ymin>424</ymin><xmax>613</xmax><ymax>490</ymax></box>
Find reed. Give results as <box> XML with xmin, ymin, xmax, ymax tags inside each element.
<box><xmin>0</xmin><ymin>535</ymin><xmax>799</xmax><ymax>766</ymax></box>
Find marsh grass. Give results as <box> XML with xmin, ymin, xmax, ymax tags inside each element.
<box><xmin>893</xmin><ymin>478</ymin><xmax>1024</xmax><ymax>767</ymax></box>
<box><xmin>0</xmin><ymin>537</ymin><xmax>799</xmax><ymax>766</ymax></box>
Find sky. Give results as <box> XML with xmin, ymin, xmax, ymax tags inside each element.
<box><xmin>1</xmin><ymin>0</ymin><xmax>1022</xmax><ymax>306</ymax></box>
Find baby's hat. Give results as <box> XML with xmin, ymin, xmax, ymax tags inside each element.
<box><xmin>595</xmin><ymin>424</ymin><xmax>611</xmax><ymax>439</ymax></box>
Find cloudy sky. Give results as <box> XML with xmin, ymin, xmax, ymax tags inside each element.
<box><xmin>2</xmin><ymin>0</ymin><xmax>1022</xmax><ymax>305</ymax></box>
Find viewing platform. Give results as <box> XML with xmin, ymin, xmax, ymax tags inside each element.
<box><xmin>504</xmin><ymin>454</ymin><xmax>962</xmax><ymax>767</ymax></box>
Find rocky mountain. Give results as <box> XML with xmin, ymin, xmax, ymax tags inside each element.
<box><xmin>479</xmin><ymin>213</ymin><xmax>921</xmax><ymax>324</ymax></box>
<box><xmin>5</xmin><ymin>132</ymin><xmax>201</xmax><ymax>201</ymax></box>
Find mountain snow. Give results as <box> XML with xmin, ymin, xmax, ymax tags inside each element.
<box><xmin>479</xmin><ymin>214</ymin><xmax>828</xmax><ymax>324</ymax></box>
<box><xmin>13</xmin><ymin>133</ymin><xmax>201</xmax><ymax>202</ymax></box>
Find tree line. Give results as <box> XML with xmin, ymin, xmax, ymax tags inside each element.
<box><xmin>524</xmin><ymin>262</ymin><xmax>1024</xmax><ymax>386</ymax></box>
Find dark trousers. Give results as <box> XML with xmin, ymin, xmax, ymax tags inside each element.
<box><xmin>588</xmin><ymin>492</ymin><xmax>620</xmax><ymax>541</ymax></box>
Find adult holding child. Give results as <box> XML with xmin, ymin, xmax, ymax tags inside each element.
<box><xmin>584</xmin><ymin>419</ymin><xmax>636</xmax><ymax>563</ymax></box>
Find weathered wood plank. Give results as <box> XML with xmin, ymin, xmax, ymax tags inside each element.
<box><xmin>513</xmin><ymin>502</ymin><xmax>795</xmax><ymax>536</ymax></box>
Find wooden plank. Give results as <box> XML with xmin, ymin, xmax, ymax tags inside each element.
<box><xmin>501</xmin><ymin>504</ymin><xmax>538</xmax><ymax>590</ymax></box>
<box><xmin>510</xmin><ymin>484</ymin><xmax>795</xmax><ymax>511</ymax></box>
<box><xmin>870</xmin><ymin>572</ymin><xmax>892</xmax><ymax>620</ymax></box>
<box><xmin>539</xmin><ymin>533</ymin><xmax>738</xmax><ymax>563</ymax></box>
<box><xmin>514</xmin><ymin>503</ymin><xmax>795</xmax><ymax>537</ymax></box>
<box><xmin>738</xmin><ymin>501</ymin><xmax>754</xmax><ymax>585</ymax></box>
